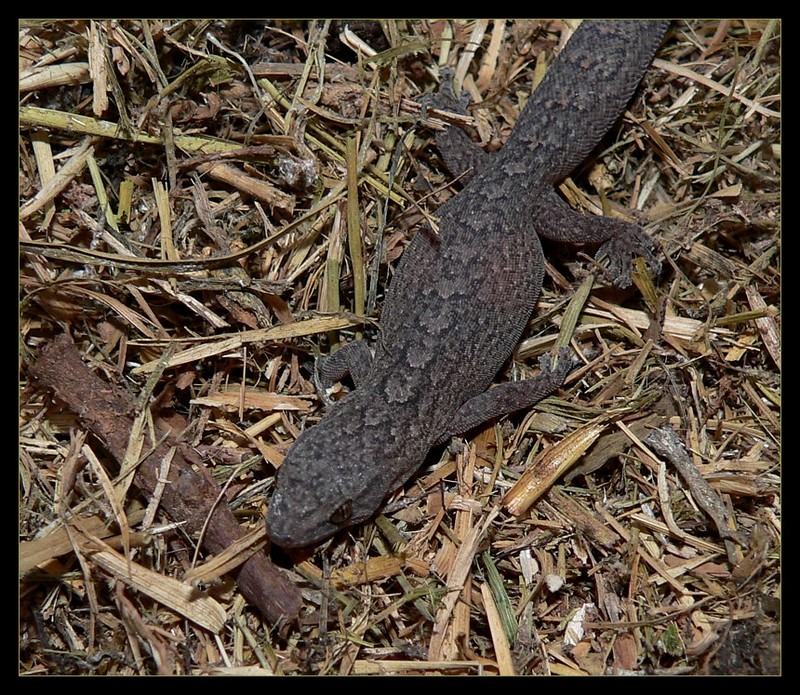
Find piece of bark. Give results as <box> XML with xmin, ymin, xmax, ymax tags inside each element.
<box><xmin>28</xmin><ymin>333</ymin><xmax>302</xmax><ymax>627</ymax></box>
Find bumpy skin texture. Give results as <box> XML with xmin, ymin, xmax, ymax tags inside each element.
<box><xmin>267</xmin><ymin>21</ymin><xmax>669</xmax><ymax>548</ymax></box>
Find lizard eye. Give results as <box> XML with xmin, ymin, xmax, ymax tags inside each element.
<box><xmin>329</xmin><ymin>499</ymin><xmax>352</xmax><ymax>526</ymax></box>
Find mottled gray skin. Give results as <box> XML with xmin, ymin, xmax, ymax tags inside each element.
<box><xmin>268</xmin><ymin>21</ymin><xmax>669</xmax><ymax>548</ymax></box>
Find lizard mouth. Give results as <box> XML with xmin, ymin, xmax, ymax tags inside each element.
<box><xmin>265</xmin><ymin>520</ymin><xmax>306</xmax><ymax>549</ymax></box>
<box><xmin>265</xmin><ymin>508</ymin><xmax>334</xmax><ymax>549</ymax></box>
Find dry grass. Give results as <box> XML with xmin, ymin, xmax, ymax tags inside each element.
<box><xmin>19</xmin><ymin>20</ymin><xmax>780</xmax><ymax>675</ymax></box>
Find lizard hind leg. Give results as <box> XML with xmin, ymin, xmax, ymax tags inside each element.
<box><xmin>423</xmin><ymin>67</ymin><xmax>491</xmax><ymax>182</ymax></box>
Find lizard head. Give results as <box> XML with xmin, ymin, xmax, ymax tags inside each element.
<box><xmin>266</xmin><ymin>394</ymin><xmax>422</xmax><ymax>548</ymax></box>
<box><xmin>266</xmin><ymin>440</ymin><xmax>371</xmax><ymax>549</ymax></box>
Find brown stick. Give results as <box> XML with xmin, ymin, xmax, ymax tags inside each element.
<box><xmin>29</xmin><ymin>333</ymin><xmax>302</xmax><ymax>627</ymax></box>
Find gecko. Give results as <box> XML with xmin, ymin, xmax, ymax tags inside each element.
<box><xmin>267</xmin><ymin>20</ymin><xmax>669</xmax><ymax>548</ymax></box>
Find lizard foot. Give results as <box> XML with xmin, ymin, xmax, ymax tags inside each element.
<box><xmin>421</xmin><ymin>66</ymin><xmax>471</xmax><ymax>117</ymax></box>
<box><xmin>595</xmin><ymin>220</ymin><xmax>661</xmax><ymax>288</ymax></box>
<box><xmin>537</xmin><ymin>346</ymin><xmax>577</xmax><ymax>388</ymax></box>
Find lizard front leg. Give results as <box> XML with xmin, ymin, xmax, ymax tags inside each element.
<box><xmin>436</xmin><ymin>347</ymin><xmax>575</xmax><ymax>444</ymax></box>
<box><xmin>316</xmin><ymin>341</ymin><xmax>373</xmax><ymax>393</ymax></box>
